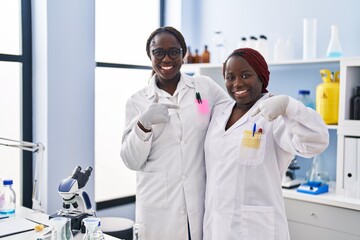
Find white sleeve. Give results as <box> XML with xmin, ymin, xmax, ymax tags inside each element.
<box><xmin>120</xmin><ymin>97</ymin><xmax>152</xmax><ymax>170</ymax></box>
<box><xmin>273</xmin><ymin>96</ymin><xmax>329</xmax><ymax>158</ymax></box>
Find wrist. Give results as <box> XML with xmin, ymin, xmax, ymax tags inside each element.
<box><xmin>137</xmin><ymin>121</ymin><xmax>151</xmax><ymax>132</ymax></box>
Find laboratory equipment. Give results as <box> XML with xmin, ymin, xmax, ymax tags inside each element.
<box><xmin>350</xmin><ymin>86</ymin><xmax>360</xmax><ymax>120</ymax></box>
<box><xmin>316</xmin><ymin>69</ymin><xmax>340</xmax><ymax>124</ymax></box>
<box><xmin>282</xmin><ymin>158</ymin><xmax>302</xmax><ymax>189</ymax></box>
<box><xmin>303</xmin><ymin>18</ymin><xmax>317</xmax><ymax>59</ymax></box>
<box><xmin>50</xmin><ymin>166</ymin><xmax>95</xmax><ymax>230</ymax></box>
<box><xmin>326</xmin><ymin>25</ymin><xmax>343</xmax><ymax>58</ymax></box>
<box><xmin>297</xmin><ymin>155</ymin><xmax>329</xmax><ymax>195</ymax></box>
<box><xmin>82</xmin><ymin>217</ymin><xmax>105</xmax><ymax>240</ymax></box>
<box><xmin>0</xmin><ymin>179</ymin><xmax>16</xmax><ymax>214</ymax></box>
<box><xmin>0</xmin><ymin>137</ymin><xmax>45</xmax><ymax>212</ymax></box>
<box><xmin>297</xmin><ymin>90</ymin><xmax>314</xmax><ymax>109</ymax></box>
<box><xmin>50</xmin><ymin>217</ymin><xmax>67</xmax><ymax>240</ymax></box>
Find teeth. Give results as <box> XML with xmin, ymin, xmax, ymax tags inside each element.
<box><xmin>235</xmin><ymin>90</ymin><xmax>247</xmax><ymax>94</ymax></box>
<box><xmin>162</xmin><ymin>66</ymin><xmax>173</xmax><ymax>70</ymax></box>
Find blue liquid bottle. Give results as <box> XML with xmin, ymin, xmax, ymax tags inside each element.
<box><xmin>0</xmin><ymin>179</ymin><xmax>16</xmax><ymax>215</ymax></box>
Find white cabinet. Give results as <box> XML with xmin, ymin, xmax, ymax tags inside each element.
<box><xmin>284</xmin><ymin>198</ymin><xmax>360</xmax><ymax>240</ymax></box>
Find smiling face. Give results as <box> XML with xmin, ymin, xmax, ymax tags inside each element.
<box><xmin>224</xmin><ymin>55</ymin><xmax>263</xmax><ymax>109</ymax></box>
<box><xmin>149</xmin><ymin>32</ymin><xmax>183</xmax><ymax>82</ymax></box>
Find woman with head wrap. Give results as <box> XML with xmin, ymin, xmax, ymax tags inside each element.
<box><xmin>203</xmin><ymin>48</ymin><xmax>329</xmax><ymax>240</ymax></box>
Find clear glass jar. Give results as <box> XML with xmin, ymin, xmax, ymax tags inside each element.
<box><xmin>298</xmin><ymin>90</ymin><xmax>314</xmax><ymax>109</ymax></box>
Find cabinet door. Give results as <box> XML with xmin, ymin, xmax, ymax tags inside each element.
<box><xmin>288</xmin><ymin>221</ymin><xmax>360</xmax><ymax>240</ymax></box>
<box><xmin>284</xmin><ymin>198</ymin><xmax>360</xmax><ymax>236</ymax></box>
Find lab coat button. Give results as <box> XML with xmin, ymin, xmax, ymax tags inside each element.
<box><xmin>180</xmin><ymin>210</ymin><xmax>186</xmax><ymax>215</ymax></box>
<box><xmin>181</xmin><ymin>141</ymin><xmax>186</xmax><ymax>145</ymax></box>
<box><xmin>182</xmin><ymin>175</ymin><xmax>186</xmax><ymax>180</ymax></box>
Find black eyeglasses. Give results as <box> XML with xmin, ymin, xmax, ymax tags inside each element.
<box><xmin>151</xmin><ymin>48</ymin><xmax>183</xmax><ymax>60</ymax></box>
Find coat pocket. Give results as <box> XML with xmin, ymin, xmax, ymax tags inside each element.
<box><xmin>237</xmin><ymin>205</ymin><xmax>275</xmax><ymax>240</ymax></box>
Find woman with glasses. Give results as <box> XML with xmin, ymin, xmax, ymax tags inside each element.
<box><xmin>120</xmin><ymin>26</ymin><xmax>230</xmax><ymax>240</ymax></box>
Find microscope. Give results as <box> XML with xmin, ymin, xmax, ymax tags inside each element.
<box><xmin>50</xmin><ymin>166</ymin><xmax>95</xmax><ymax>230</ymax></box>
<box><xmin>282</xmin><ymin>158</ymin><xmax>302</xmax><ymax>189</ymax></box>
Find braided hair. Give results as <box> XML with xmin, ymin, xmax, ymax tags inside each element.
<box><xmin>146</xmin><ymin>26</ymin><xmax>187</xmax><ymax>59</ymax></box>
<box><xmin>223</xmin><ymin>48</ymin><xmax>270</xmax><ymax>93</ymax></box>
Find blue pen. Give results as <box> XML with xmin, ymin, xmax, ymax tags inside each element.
<box><xmin>252</xmin><ymin>123</ymin><xmax>256</xmax><ymax>137</ymax></box>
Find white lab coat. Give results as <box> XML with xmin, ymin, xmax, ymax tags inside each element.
<box><xmin>203</xmin><ymin>93</ymin><xmax>329</xmax><ymax>240</ymax></box>
<box><xmin>121</xmin><ymin>73</ymin><xmax>229</xmax><ymax>240</ymax></box>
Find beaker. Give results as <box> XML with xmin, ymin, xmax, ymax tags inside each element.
<box><xmin>82</xmin><ymin>217</ymin><xmax>104</xmax><ymax>240</ymax></box>
<box><xmin>306</xmin><ymin>155</ymin><xmax>329</xmax><ymax>186</ymax></box>
<box><xmin>50</xmin><ymin>217</ymin><xmax>67</xmax><ymax>240</ymax></box>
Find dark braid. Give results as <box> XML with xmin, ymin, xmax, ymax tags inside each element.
<box><xmin>146</xmin><ymin>26</ymin><xmax>187</xmax><ymax>59</ymax></box>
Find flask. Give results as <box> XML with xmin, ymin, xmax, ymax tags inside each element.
<box><xmin>200</xmin><ymin>45</ymin><xmax>210</xmax><ymax>63</ymax></box>
<box><xmin>298</xmin><ymin>90</ymin><xmax>314</xmax><ymax>109</ymax></box>
<box><xmin>350</xmin><ymin>86</ymin><xmax>360</xmax><ymax>120</ymax></box>
<box><xmin>316</xmin><ymin>69</ymin><xmax>340</xmax><ymax>124</ymax></box>
<box><xmin>50</xmin><ymin>217</ymin><xmax>67</xmax><ymax>240</ymax></box>
<box><xmin>185</xmin><ymin>46</ymin><xmax>193</xmax><ymax>64</ymax></box>
<box><xmin>192</xmin><ymin>49</ymin><xmax>200</xmax><ymax>63</ymax></box>
<box><xmin>0</xmin><ymin>179</ymin><xmax>16</xmax><ymax>215</ymax></box>
<box><xmin>83</xmin><ymin>217</ymin><xmax>105</xmax><ymax>240</ymax></box>
<box><xmin>326</xmin><ymin>25</ymin><xmax>343</xmax><ymax>58</ymax></box>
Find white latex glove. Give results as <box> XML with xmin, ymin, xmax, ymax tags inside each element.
<box><xmin>138</xmin><ymin>93</ymin><xmax>179</xmax><ymax>130</ymax></box>
<box><xmin>251</xmin><ymin>95</ymin><xmax>289</xmax><ymax>121</ymax></box>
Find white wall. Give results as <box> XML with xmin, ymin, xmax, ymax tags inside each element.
<box><xmin>32</xmin><ymin>0</ymin><xmax>95</xmax><ymax>214</ymax></box>
<box><xmin>181</xmin><ymin>0</ymin><xmax>360</xmax><ymax>63</ymax></box>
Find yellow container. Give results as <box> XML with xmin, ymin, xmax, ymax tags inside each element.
<box><xmin>316</xmin><ymin>69</ymin><xmax>340</xmax><ymax>124</ymax></box>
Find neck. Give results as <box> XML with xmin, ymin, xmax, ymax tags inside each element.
<box><xmin>155</xmin><ymin>73</ymin><xmax>181</xmax><ymax>95</ymax></box>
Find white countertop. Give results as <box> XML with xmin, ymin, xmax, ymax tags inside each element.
<box><xmin>1</xmin><ymin>206</ymin><xmax>120</xmax><ymax>240</ymax></box>
<box><xmin>283</xmin><ymin>187</ymin><xmax>360</xmax><ymax>211</ymax></box>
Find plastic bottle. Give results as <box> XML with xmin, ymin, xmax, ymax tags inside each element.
<box><xmin>248</xmin><ymin>36</ymin><xmax>258</xmax><ymax>50</ymax></box>
<box><xmin>0</xmin><ymin>179</ymin><xmax>16</xmax><ymax>215</ymax></box>
<box><xmin>200</xmin><ymin>45</ymin><xmax>210</xmax><ymax>63</ymax></box>
<box><xmin>236</xmin><ymin>37</ymin><xmax>247</xmax><ymax>49</ymax></box>
<box><xmin>256</xmin><ymin>35</ymin><xmax>269</xmax><ymax>60</ymax></box>
<box><xmin>316</xmin><ymin>69</ymin><xmax>340</xmax><ymax>124</ymax></box>
<box><xmin>350</xmin><ymin>86</ymin><xmax>360</xmax><ymax>120</ymax></box>
<box><xmin>298</xmin><ymin>90</ymin><xmax>314</xmax><ymax>109</ymax></box>
<box><xmin>326</xmin><ymin>25</ymin><xmax>343</xmax><ymax>58</ymax></box>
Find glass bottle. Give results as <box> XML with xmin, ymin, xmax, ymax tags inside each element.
<box><xmin>192</xmin><ymin>49</ymin><xmax>200</xmax><ymax>63</ymax></box>
<box><xmin>326</xmin><ymin>25</ymin><xmax>343</xmax><ymax>58</ymax></box>
<box><xmin>185</xmin><ymin>46</ymin><xmax>193</xmax><ymax>64</ymax></box>
<box><xmin>200</xmin><ymin>45</ymin><xmax>210</xmax><ymax>63</ymax></box>
<box><xmin>297</xmin><ymin>90</ymin><xmax>314</xmax><ymax>109</ymax></box>
<box><xmin>0</xmin><ymin>179</ymin><xmax>16</xmax><ymax>215</ymax></box>
<box><xmin>350</xmin><ymin>86</ymin><xmax>360</xmax><ymax>120</ymax></box>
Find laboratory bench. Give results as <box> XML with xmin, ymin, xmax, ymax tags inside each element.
<box><xmin>0</xmin><ymin>206</ymin><xmax>119</xmax><ymax>240</ymax></box>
